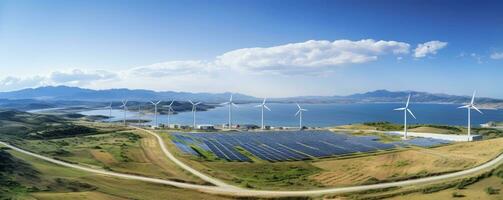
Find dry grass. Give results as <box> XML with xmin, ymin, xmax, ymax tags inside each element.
<box><xmin>310</xmin><ymin>138</ymin><xmax>503</xmax><ymax>187</ymax></box>
<box><xmin>31</xmin><ymin>191</ymin><xmax>126</xmax><ymax>200</ymax></box>
<box><xmin>89</xmin><ymin>150</ymin><xmax>118</xmax><ymax>165</ymax></box>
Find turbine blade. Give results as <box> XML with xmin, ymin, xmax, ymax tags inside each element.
<box><xmin>394</xmin><ymin>107</ymin><xmax>406</xmax><ymax>111</ymax></box>
<box><xmin>471</xmin><ymin>90</ymin><xmax>476</xmax><ymax>105</ymax></box>
<box><xmin>195</xmin><ymin>102</ymin><xmax>201</xmax><ymax>105</ymax></box>
<box><xmin>296</xmin><ymin>103</ymin><xmax>301</xmax><ymax>109</ymax></box>
<box><xmin>295</xmin><ymin>110</ymin><xmax>300</xmax><ymax>116</ymax></box>
<box><xmin>472</xmin><ymin>106</ymin><xmax>483</xmax><ymax>114</ymax></box>
<box><xmin>406</xmin><ymin>94</ymin><xmax>411</xmax><ymax>108</ymax></box>
<box><xmin>254</xmin><ymin>104</ymin><xmax>262</xmax><ymax>107</ymax></box>
<box><xmin>188</xmin><ymin>100</ymin><xmax>194</xmax><ymax>105</ymax></box>
<box><xmin>220</xmin><ymin>102</ymin><xmax>230</xmax><ymax>105</ymax></box>
<box><xmin>232</xmin><ymin>103</ymin><xmax>238</xmax><ymax>107</ymax></box>
<box><xmin>169</xmin><ymin>100</ymin><xmax>174</xmax><ymax>106</ymax></box>
<box><xmin>264</xmin><ymin>105</ymin><xmax>271</xmax><ymax>111</ymax></box>
<box><xmin>157</xmin><ymin>100</ymin><xmax>161</xmax><ymax>104</ymax></box>
<box><xmin>150</xmin><ymin>100</ymin><xmax>155</xmax><ymax>105</ymax></box>
<box><xmin>407</xmin><ymin>109</ymin><xmax>417</xmax><ymax>119</ymax></box>
<box><xmin>301</xmin><ymin>109</ymin><xmax>308</xmax><ymax>111</ymax></box>
<box><xmin>230</xmin><ymin>94</ymin><xmax>233</xmax><ymax>102</ymax></box>
<box><xmin>458</xmin><ymin>105</ymin><xmax>470</xmax><ymax>109</ymax></box>
<box><xmin>263</xmin><ymin>98</ymin><xmax>266</xmax><ymax>104</ymax></box>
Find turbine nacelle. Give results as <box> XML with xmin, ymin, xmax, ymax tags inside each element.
<box><xmin>458</xmin><ymin>91</ymin><xmax>483</xmax><ymax>114</ymax></box>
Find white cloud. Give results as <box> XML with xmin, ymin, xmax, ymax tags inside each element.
<box><xmin>128</xmin><ymin>60</ymin><xmax>212</xmax><ymax>78</ymax></box>
<box><xmin>0</xmin><ymin>76</ymin><xmax>46</xmax><ymax>91</ymax></box>
<box><xmin>490</xmin><ymin>52</ymin><xmax>503</xmax><ymax>60</ymax></box>
<box><xmin>49</xmin><ymin>69</ymin><xmax>118</xmax><ymax>85</ymax></box>
<box><xmin>2</xmin><ymin>38</ymin><xmax>452</xmax><ymax>92</ymax></box>
<box><xmin>414</xmin><ymin>41</ymin><xmax>448</xmax><ymax>58</ymax></box>
<box><xmin>216</xmin><ymin>39</ymin><xmax>410</xmax><ymax>74</ymax></box>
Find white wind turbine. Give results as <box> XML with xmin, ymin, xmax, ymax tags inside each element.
<box><xmin>150</xmin><ymin>100</ymin><xmax>161</xmax><ymax>127</ymax></box>
<box><xmin>295</xmin><ymin>103</ymin><xmax>308</xmax><ymax>130</ymax></box>
<box><xmin>255</xmin><ymin>98</ymin><xmax>271</xmax><ymax>130</ymax></box>
<box><xmin>120</xmin><ymin>100</ymin><xmax>128</xmax><ymax>126</ymax></box>
<box><xmin>221</xmin><ymin>94</ymin><xmax>238</xmax><ymax>129</ymax></box>
<box><xmin>137</xmin><ymin>103</ymin><xmax>143</xmax><ymax>126</ymax></box>
<box><xmin>394</xmin><ymin>94</ymin><xmax>416</xmax><ymax>140</ymax></box>
<box><xmin>163</xmin><ymin>100</ymin><xmax>175</xmax><ymax>128</ymax></box>
<box><xmin>458</xmin><ymin>91</ymin><xmax>483</xmax><ymax>141</ymax></box>
<box><xmin>189</xmin><ymin>100</ymin><xmax>201</xmax><ymax>129</ymax></box>
<box><xmin>105</xmin><ymin>102</ymin><xmax>113</xmax><ymax>122</ymax></box>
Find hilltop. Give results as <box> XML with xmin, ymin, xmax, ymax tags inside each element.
<box><xmin>0</xmin><ymin>86</ymin><xmax>502</xmax><ymax>109</ymax></box>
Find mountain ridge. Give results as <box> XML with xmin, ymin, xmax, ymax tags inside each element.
<box><xmin>0</xmin><ymin>86</ymin><xmax>502</xmax><ymax>109</ymax></box>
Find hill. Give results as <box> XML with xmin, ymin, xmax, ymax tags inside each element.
<box><xmin>0</xmin><ymin>86</ymin><xmax>258</xmax><ymax>103</ymax></box>
<box><xmin>1</xmin><ymin>86</ymin><xmax>502</xmax><ymax>109</ymax></box>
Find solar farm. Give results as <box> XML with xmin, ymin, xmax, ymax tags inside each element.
<box><xmin>171</xmin><ymin>131</ymin><xmax>451</xmax><ymax>162</ymax></box>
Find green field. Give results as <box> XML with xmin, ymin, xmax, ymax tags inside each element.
<box><xmin>4</xmin><ymin>109</ymin><xmax>503</xmax><ymax>199</ymax></box>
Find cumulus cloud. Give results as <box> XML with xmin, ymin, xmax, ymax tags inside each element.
<box><xmin>490</xmin><ymin>52</ymin><xmax>503</xmax><ymax>60</ymax></box>
<box><xmin>0</xmin><ymin>76</ymin><xmax>46</xmax><ymax>91</ymax></box>
<box><xmin>128</xmin><ymin>60</ymin><xmax>212</xmax><ymax>77</ymax></box>
<box><xmin>216</xmin><ymin>39</ymin><xmax>410</xmax><ymax>73</ymax></box>
<box><xmin>414</xmin><ymin>41</ymin><xmax>448</xmax><ymax>58</ymax></box>
<box><xmin>49</xmin><ymin>69</ymin><xmax>118</xmax><ymax>85</ymax></box>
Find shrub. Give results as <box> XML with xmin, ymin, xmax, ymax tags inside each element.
<box><xmin>485</xmin><ymin>187</ymin><xmax>500</xmax><ymax>195</ymax></box>
<box><xmin>452</xmin><ymin>192</ymin><xmax>465</xmax><ymax>198</ymax></box>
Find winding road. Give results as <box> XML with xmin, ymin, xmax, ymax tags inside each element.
<box><xmin>1</xmin><ymin>127</ymin><xmax>503</xmax><ymax>198</ymax></box>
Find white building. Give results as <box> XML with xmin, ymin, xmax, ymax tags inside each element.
<box><xmin>197</xmin><ymin>124</ymin><xmax>215</xmax><ymax>130</ymax></box>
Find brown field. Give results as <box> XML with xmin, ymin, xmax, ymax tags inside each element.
<box><xmin>386</xmin><ymin>176</ymin><xmax>503</xmax><ymax>200</ymax></box>
<box><xmin>4</xmin><ymin>146</ymin><xmax>232</xmax><ymax>200</ymax></box>
<box><xmin>311</xmin><ymin>138</ymin><xmax>503</xmax><ymax>187</ymax></box>
<box><xmin>31</xmin><ymin>191</ymin><xmax>126</xmax><ymax>200</ymax></box>
<box><xmin>90</xmin><ymin>150</ymin><xmax>118</xmax><ymax>165</ymax></box>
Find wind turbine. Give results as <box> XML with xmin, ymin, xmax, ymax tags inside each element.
<box><xmin>138</xmin><ymin>103</ymin><xmax>142</xmax><ymax>126</ymax></box>
<box><xmin>295</xmin><ymin>103</ymin><xmax>308</xmax><ymax>130</ymax></box>
<box><xmin>394</xmin><ymin>94</ymin><xmax>416</xmax><ymax>140</ymax></box>
<box><xmin>120</xmin><ymin>100</ymin><xmax>128</xmax><ymax>126</ymax></box>
<box><xmin>105</xmin><ymin>102</ymin><xmax>113</xmax><ymax>122</ymax></box>
<box><xmin>221</xmin><ymin>94</ymin><xmax>238</xmax><ymax>129</ymax></box>
<box><xmin>150</xmin><ymin>100</ymin><xmax>161</xmax><ymax>127</ymax></box>
<box><xmin>189</xmin><ymin>100</ymin><xmax>201</xmax><ymax>129</ymax></box>
<box><xmin>163</xmin><ymin>100</ymin><xmax>175</xmax><ymax>128</ymax></box>
<box><xmin>458</xmin><ymin>91</ymin><xmax>483</xmax><ymax>141</ymax></box>
<box><xmin>255</xmin><ymin>98</ymin><xmax>271</xmax><ymax>130</ymax></box>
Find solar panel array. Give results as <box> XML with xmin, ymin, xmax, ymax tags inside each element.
<box><xmin>170</xmin><ymin>131</ymin><xmax>450</xmax><ymax>162</ymax></box>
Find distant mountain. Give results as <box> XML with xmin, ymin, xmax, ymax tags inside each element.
<box><xmin>0</xmin><ymin>86</ymin><xmax>258</xmax><ymax>103</ymax></box>
<box><xmin>275</xmin><ymin>90</ymin><xmax>503</xmax><ymax>109</ymax></box>
<box><xmin>1</xmin><ymin>86</ymin><xmax>502</xmax><ymax>109</ymax></box>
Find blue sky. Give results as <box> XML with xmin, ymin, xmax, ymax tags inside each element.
<box><xmin>0</xmin><ymin>0</ymin><xmax>502</xmax><ymax>98</ymax></box>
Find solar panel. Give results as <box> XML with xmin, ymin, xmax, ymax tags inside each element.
<box><xmin>170</xmin><ymin>131</ymin><xmax>451</xmax><ymax>162</ymax></box>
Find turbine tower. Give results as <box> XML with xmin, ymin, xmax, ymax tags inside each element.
<box><xmin>150</xmin><ymin>100</ymin><xmax>161</xmax><ymax>127</ymax></box>
<box><xmin>295</xmin><ymin>103</ymin><xmax>308</xmax><ymax>130</ymax></box>
<box><xmin>189</xmin><ymin>100</ymin><xmax>201</xmax><ymax>129</ymax></box>
<box><xmin>221</xmin><ymin>94</ymin><xmax>238</xmax><ymax>129</ymax></box>
<box><xmin>458</xmin><ymin>91</ymin><xmax>483</xmax><ymax>141</ymax></box>
<box><xmin>105</xmin><ymin>102</ymin><xmax>113</xmax><ymax>122</ymax></box>
<box><xmin>120</xmin><ymin>100</ymin><xmax>128</xmax><ymax>126</ymax></box>
<box><xmin>138</xmin><ymin>103</ymin><xmax>142</xmax><ymax>126</ymax></box>
<box><xmin>163</xmin><ymin>100</ymin><xmax>175</xmax><ymax>128</ymax></box>
<box><xmin>255</xmin><ymin>98</ymin><xmax>271</xmax><ymax>130</ymax></box>
<box><xmin>394</xmin><ymin>94</ymin><xmax>416</xmax><ymax>140</ymax></box>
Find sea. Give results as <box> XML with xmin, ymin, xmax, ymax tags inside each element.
<box><xmin>79</xmin><ymin>103</ymin><xmax>503</xmax><ymax>128</ymax></box>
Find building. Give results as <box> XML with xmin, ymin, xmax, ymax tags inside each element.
<box><xmin>387</xmin><ymin>131</ymin><xmax>482</xmax><ymax>142</ymax></box>
<box><xmin>197</xmin><ymin>124</ymin><xmax>215</xmax><ymax>130</ymax></box>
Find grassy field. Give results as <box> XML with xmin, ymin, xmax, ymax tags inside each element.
<box><xmin>334</xmin><ymin>122</ymin><xmax>503</xmax><ymax>140</ymax></box>
<box><xmin>310</xmin><ymin>138</ymin><xmax>503</xmax><ymax>187</ymax></box>
<box><xmin>11</xmin><ymin>123</ymin><xmax>204</xmax><ymax>184</ymax></box>
<box><xmin>161</xmin><ymin>127</ymin><xmax>503</xmax><ymax>190</ymax></box>
<box><xmin>0</xmin><ymin>145</ymin><xmax>232</xmax><ymax>200</ymax></box>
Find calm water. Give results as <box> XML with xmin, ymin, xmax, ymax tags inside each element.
<box><xmin>79</xmin><ymin>103</ymin><xmax>503</xmax><ymax>127</ymax></box>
